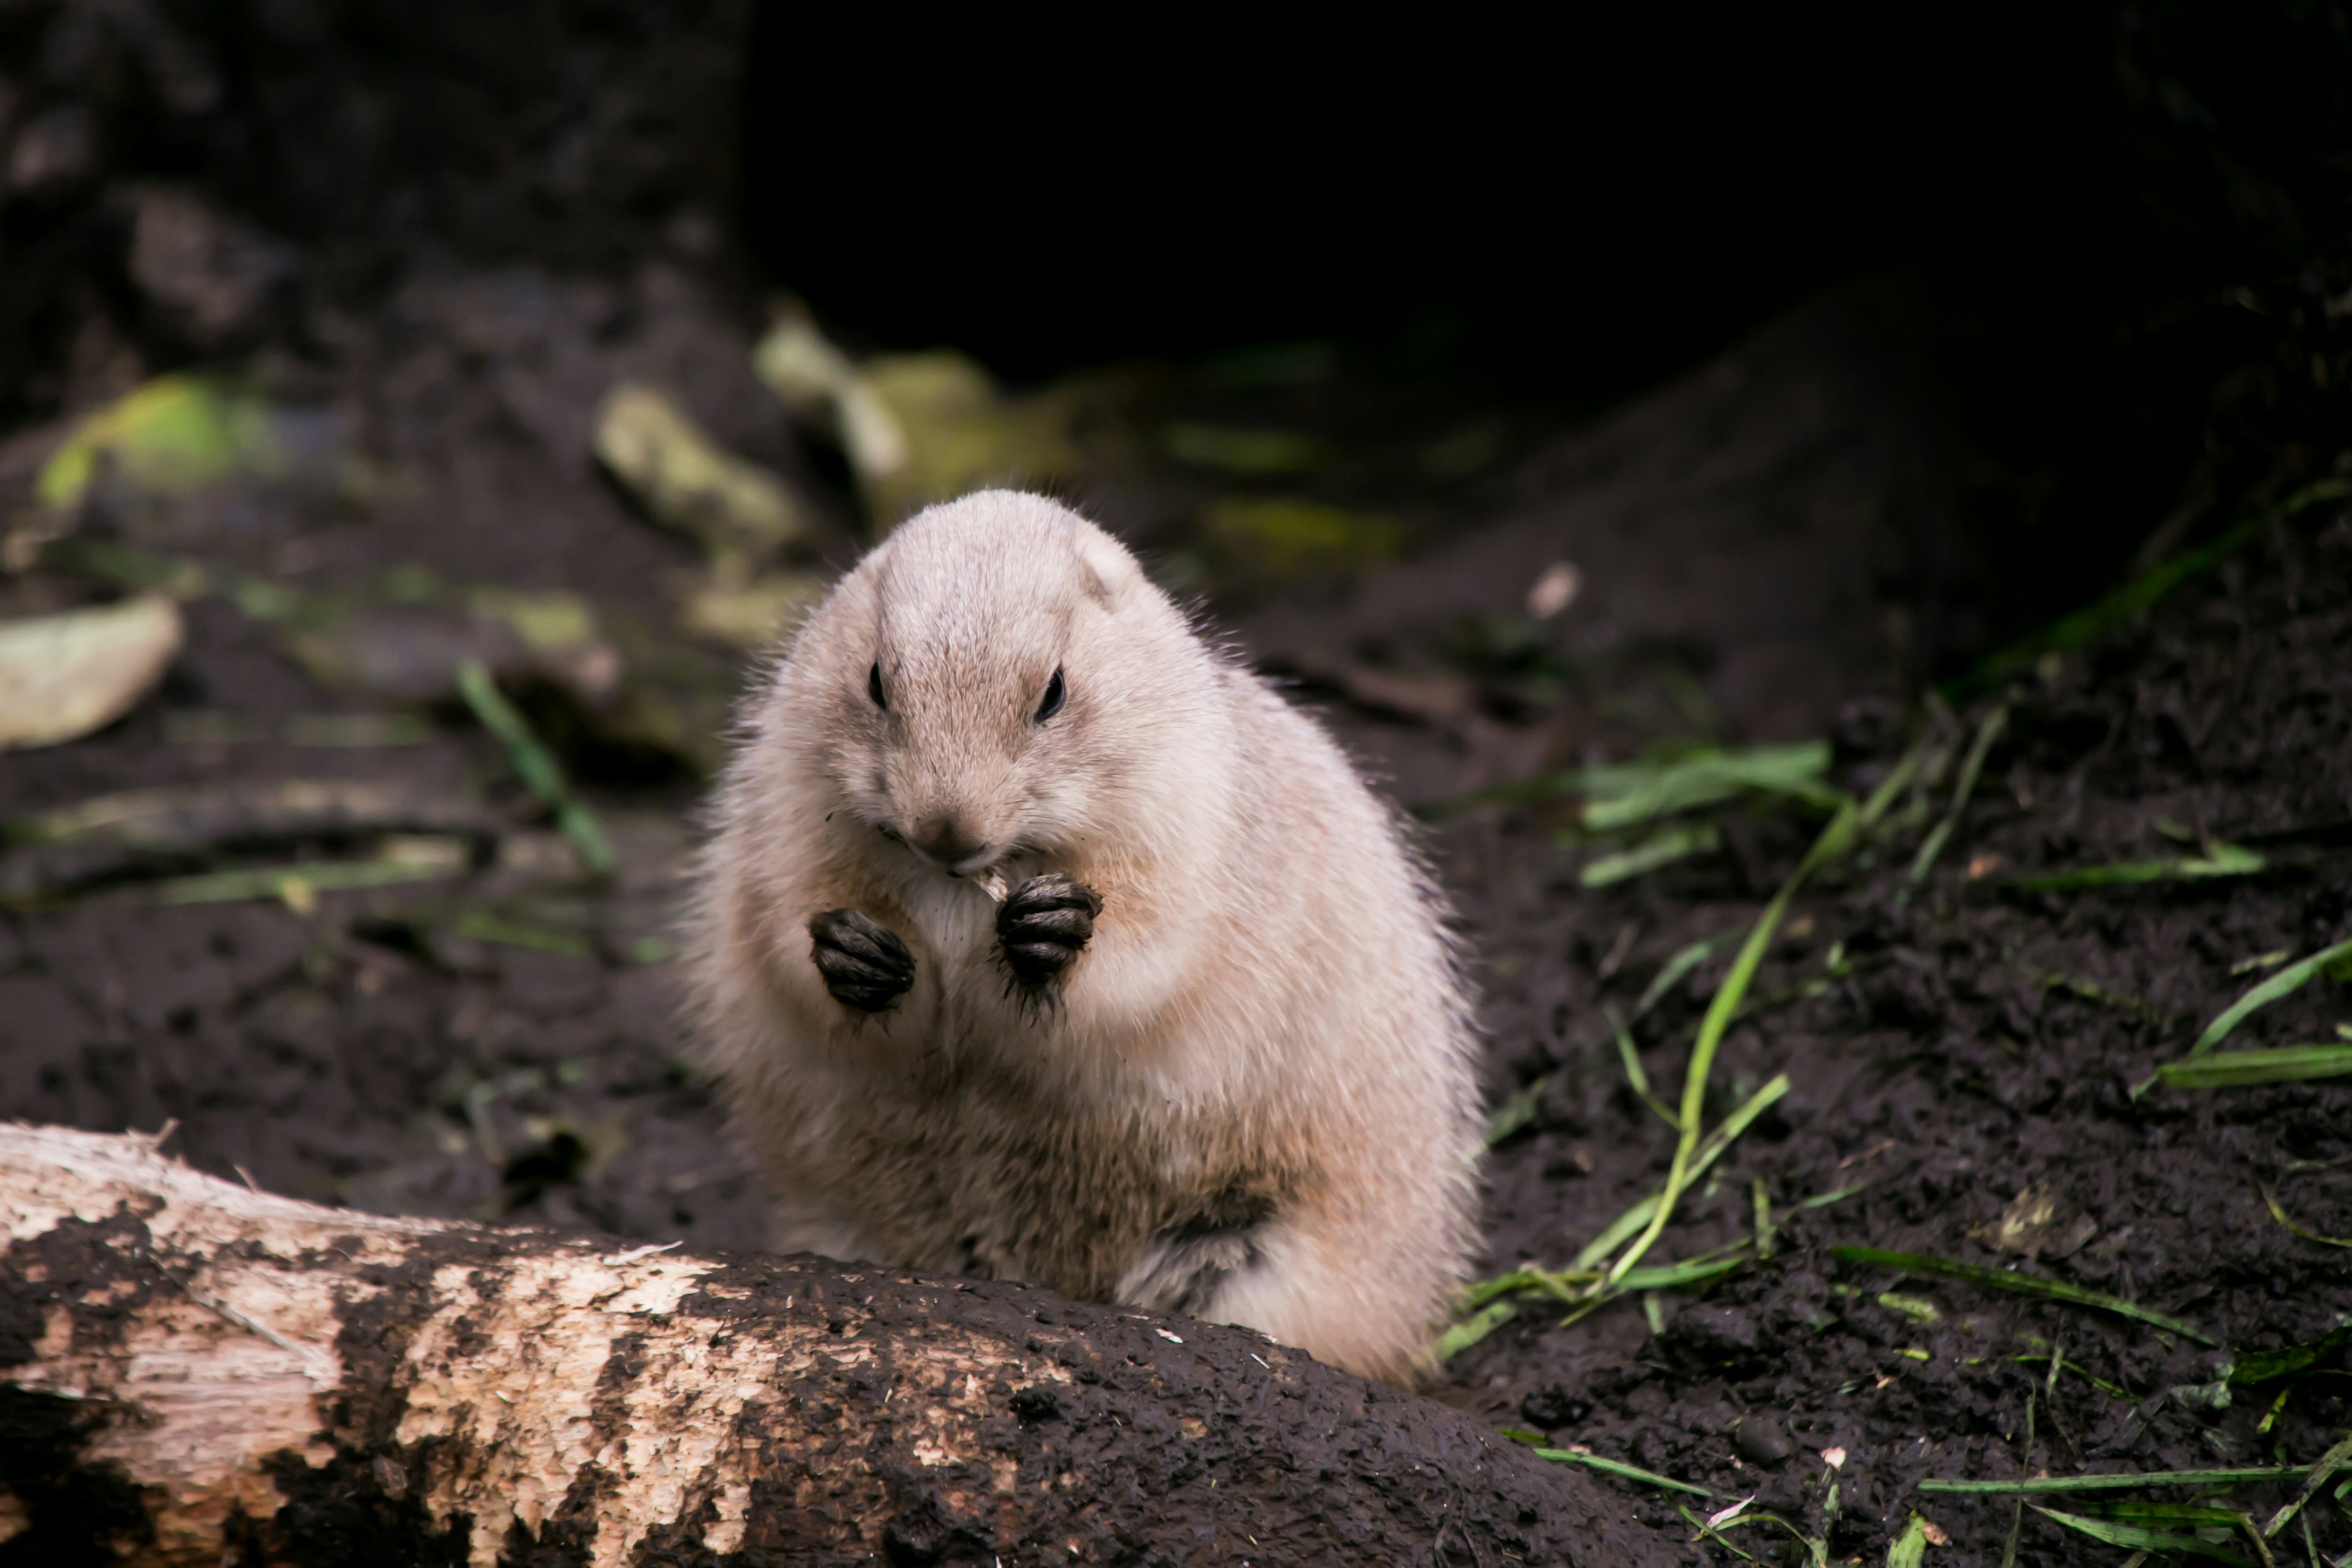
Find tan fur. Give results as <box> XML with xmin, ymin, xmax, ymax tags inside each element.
<box><xmin>686</xmin><ymin>491</ymin><xmax>1482</xmax><ymax>1384</ymax></box>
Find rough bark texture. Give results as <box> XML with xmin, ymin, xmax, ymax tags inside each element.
<box><xmin>0</xmin><ymin>1123</ymin><xmax>1664</xmax><ymax>1567</ymax></box>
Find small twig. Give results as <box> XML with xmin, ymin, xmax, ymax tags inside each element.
<box><xmin>138</xmin><ymin>1247</ymin><xmax>336</xmax><ymax>1384</ymax></box>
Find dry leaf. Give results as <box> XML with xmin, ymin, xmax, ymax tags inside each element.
<box><xmin>0</xmin><ymin>594</ymin><xmax>183</xmax><ymax>750</ymax></box>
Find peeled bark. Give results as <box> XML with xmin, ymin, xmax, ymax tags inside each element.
<box><xmin>0</xmin><ymin>1124</ymin><xmax>1662</xmax><ymax>1566</ymax></box>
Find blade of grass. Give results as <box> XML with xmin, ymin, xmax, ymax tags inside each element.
<box><xmin>1887</xmin><ymin>1511</ymin><xmax>1932</xmax><ymax>1568</ymax></box>
<box><xmin>1532</xmin><ymin>1447</ymin><xmax>1711</xmax><ymax>1497</ymax></box>
<box><xmin>1634</xmin><ymin>935</ymin><xmax>1722</xmax><ymax>1017</ymax></box>
<box><xmin>1621</xmin><ymin>1242</ymin><xmax>1754</xmax><ymax>1292</ymax></box>
<box><xmin>2265</xmin><ymin>1433</ymin><xmax>2352</xmax><ymax>1538</ymax></box>
<box><xmin>2005</xmin><ymin>842</ymin><xmax>2264</xmax><ymax>893</ymax></box>
<box><xmin>1908</xmin><ymin>704</ymin><xmax>2007</xmax><ymax>889</ymax></box>
<box><xmin>1432</xmin><ymin>1298</ymin><xmax>1517</xmax><ymax>1360</ymax></box>
<box><xmin>455</xmin><ymin>658</ymin><xmax>615</xmax><ymax>876</ymax></box>
<box><xmin>1950</xmin><ymin>478</ymin><xmax>2352</xmax><ymax>699</ymax></box>
<box><xmin>1608</xmin><ymin>1005</ymin><xmax>1681</xmax><ymax>1128</ymax></box>
<box><xmin>1483</xmin><ymin>1073</ymin><xmax>1550</xmax><ymax>1147</ymax></box>
<box><xmin>1792</xmin><ymin>1180</ymin><xmax>1874</xmax><ymax>1212</ymax></box>
<box><xmin>1582</xmin><ymin>822</ymin><xmax>1721</xmax><ymax>886</ymax></box>
<box><xmin>2159</xmin><ymin>1046</ymin><xmax>2352</xmax><ymax>1090</ymax></box>
<box><xmin>1679</xmin><ymin>1504</ymin><xmax>1757</xmax><ymax>1560</ymax></box>
<box><xmin>1603</xmin><ymin>803</ymin><xmax>1859</xmax><ymax>1289</ymax></box>
<box><xmin>2030</xmin><ymin>1506</ymin><xmax>2249</xmax><ymax>1564</ymax></box>
<box><xmin>1830</xmin><ymin>1246</ymin><xmax>2214</xmax><ymax>1344</ymax></box>
<box><xmin>1581</xmin><ymin>741</ymin><xmax>1839</xmax><ymax>831</ymax></box>
<box><xmin>2192</xmin><ymin>938</ymin><xmax>2352</xmax><ymax>1055</ymax></box>
<box><xmin>1860</xmin><ymin>734</ymin><xmax>1931</xmax><ymax>831</ymax></box>
<box><xmin>1921</xmin><ymin>1467</ymin><xmax>2310</xmax><ymax>1495</ymax></box>
<box><xmin>1571</xmin><ymin>1073</ymin><xmax>1790</xmax><ymax>1270</ymax></box>
<box><xmin>2253</xmin><ymin>1187</ymin><xmax>2352</xmax><ymax>1253</ymax></box>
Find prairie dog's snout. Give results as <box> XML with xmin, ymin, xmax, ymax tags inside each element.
<box><xmin>690</xmin><ymin>489</ymin><xmax>1482</xmax><ymax>1386</ymax></box>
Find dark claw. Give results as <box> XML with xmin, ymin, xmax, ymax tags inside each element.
<box><xmin>810</xmin><ymin>908</ymin><xmax>914</xmax><ymax>1012</ymax></box>
<box><xmin>997</xmin><ymin>872</ymin><xmax>1101</xmax><ymax>987</ymax></box>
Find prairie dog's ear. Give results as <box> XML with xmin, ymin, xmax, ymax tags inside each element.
<box><xmin>1075</xmin><ymin>528</ymin><xmax>1142</xmax><ymax>608</ymax></box>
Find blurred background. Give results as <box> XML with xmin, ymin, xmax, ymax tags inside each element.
<box><xmin>0</xmin><ymin>0</ymin><xmax>2346</xmax><ymax>1248</ymax></box>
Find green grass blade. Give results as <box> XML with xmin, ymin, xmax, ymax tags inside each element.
<box><xmin>2030</xmin><ymin>1505</ymin><xmax>2250</xmax><ymax>1566</ymax></box>
<box><xmin>2192</xmin><ymin>937</ymin><xmax>2352</xmax><ymax>1055</ymax></box>
<box><xmin>1432</xmin><ymin>1298</ymin><xmax>1517</xmax><ymax>1361</ymax></box>
<box><xmin>1634</xmin><ymin>936</ymin><xmax>1721</xmax><ymax>1017</ymax></box>
<box><xmin>1604</xmin><ymin>805</ymin><xmax>1857</xmax><ymax>1287</ymax></box>
<box><xmin>1909</xmin><ymin>704</ymin><xmax>2007</xmax><ymax>887</ymax></box>
<box><xmin>1859</xmin><ymin>735</ymin><xmax>1930</xmax><ymax>831</ymax></box>
<box><xmin>1887</xmin><ymin>1512</ymin><xmax>1932</xmax><ymax>1568</ymax></box>
<box><xmin>2005</xmin><ymin>842</ymin><xmax>2264</xmax><ymax>894</ymax></box>
<box><xmin>456</xmin><ymin>658</ymin><xmax>616</xmax><ymax>875</ymax></box>
<box><xmin>2254</xmin><ymin>1185</ymin><xmax>2352</xmax><ymax>1251</ymax></box>
<box><xmin>1948</xmin><ymin>477</ymin><xmax>2352</xmax><ymax>699</ymax></box>
<box><xmin>2264</xmin><ymin>1433</ymin><xmax>2352</xmax><ymax>1538</ymax></box>
<box><xmin>1532</xmin><ymin>1447</ymin><xmax>1711</xmax><ymax>1497</ymax></box>
<box><xmin>1919</xmin><ymin>1468</ymin><xmax>2307</xmax><ymax>1495</ymax></box>
<box><xmin>1830</xmin><ymin>1246</ymin><xmax>2214</xmax><ymax>1344</ymax></box>
<box><xmin>2158</xmin><ymin>1046</ymin><xmax>2352</xmax><ymax>1090</ymax></box>
<box><xmin>1582</xmin><ymin>741</ymin><xmax>1838</xmax><ymax>831</ymax></box>
<box><xmin>1582</xmin><ymin>822</ymin><xmax>1721</xmax><ymax>886</ymax></box>
<box><xmin>2070</xmin><ymin>1502</ymin><xmax>2256</xmax><ymax>1527</ymax></box>
<box><xmin>1571</xmin><ymin>1073</ymin><xmax>1790</xmax><ymax>1270</ymax></box>
<box><xmin>1792</xmin><ymin>1180</ymin><xmax>1874</xmax><ymax>1211</ymax></box>
<box><xmin>1679</xmin><ymin>1504</ymin><xmax>1758</xmax><ymax>1561</ymax></box>
<box><xmin>1483</xmin><ymin>1071</ymin><xmax>1552</xmax><ymax>1147</ymax></box>
<box><xmin>1619</xmin><ymin>1245</ymin><xmax>1753</xmax><ymax>1292</ymax></box>
<box><xmin>2233</xmin><ymin>1324</ymin><xmax>2352</xmax><ymax>1384</ymax></box>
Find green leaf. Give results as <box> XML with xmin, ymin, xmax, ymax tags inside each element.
<box><xmin>1532</xmin><ymin>1447</ymin><xmax>1711</xmax><ymax>1497</ymax></box>
<box><xmin>1831</xmin><ymin>1246</ymin><xmax>2214</xmax><ymax>1344</ymax></box>
<box><xmin>1581</xmin><ymin>741</ymin><xmax>1838</xmax><ymax>831</ymax></box>
<box><xmin>2030</xmin><ymin>1505</ymin><xmax>2249</xmax><ymax>1566</ymax></box>
<box><xmin>2192</xmin><ymin>937</ymin><xmax>2352</xmax><ymax>1055</ymax></box>
<box><xmin>2003</xmin><ymin>842</ymin><xmax>2264</xmax><ymax>894</ymax></box>
<box><xmin>1483</xmin><ymin>1072</ymin><xmax>1550</xmax><ymax>1147</ymax></box>
<box><xmin>1887</xmin><ymin>1512</ymin><xmax>1932</xmax><ymax>1568</ymax></box>
<box><xmin>1581</xmin><ymin>822</ymin><xmax>1721</xmax><ymax>886</ymax></box>
<box><xmin>1432</xmin><ymin>1299</ymin><xmax>1517</xmax><ymax>1361</ymax></box>
<box><xmin>1948</xmin><ymin>477</ymin><xmax>2352</xmax><ymax>699</ymax></box>
<box><xmin>1908</xmin><ymin>704</ymin><xmax>2007</xmax><ymax>888</ymax></box>
<box><xmin>1918</xmin><ymin>1466</ymin><xmax>2307</xmax><ymax>1494</ymax></box>
<box><xmin>1604</xmin><ymin>803</ymin><xmax>1858</xmax><ymax>1287</ymax></box>
<box><xmin>2158</xmin><ymin>1045</ymin><xmax>2352</xmax><ymax>1090</ymax></box>
<box><xmin>2262</xmin><ymin>1431</ymin><xmax>2352</xmax><ymax>1538</ymax></box>
<box><xmin>2229</xmin><ymin>1326</ymin><xmax>2352</xmax><ymax>1385</ymax></box>
<box><xmin>1570</xmin><ymin>1073</ymin><xmax>1790</xmax><ymax>1270</ymax></box>
<box><xmin>1633</xmin><ymin>936</ymin><xmax>1721</xmax><ymax>1017</ymax></box>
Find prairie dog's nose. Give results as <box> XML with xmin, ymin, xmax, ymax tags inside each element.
<box><xmin>910</xmin><ymin>814</ymin><xmax>987</xmax><ymax>872</ymax></box>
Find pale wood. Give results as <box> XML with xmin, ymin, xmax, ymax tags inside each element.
<box><xmin>0</xmin><ymin>1122</ymin><xmax>1657</xmax><ymax>1566</ymax></box>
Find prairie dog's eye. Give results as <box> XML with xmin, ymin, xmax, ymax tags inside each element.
<box><xmin>1036</xmin><ymin>666</ymin><xmax>1066</xmax><ymax>723</ymax></box>
<box><xmin>867</xmin><ymin>662</ymin><xmax>887</xmax><ymax>710</ymax></box>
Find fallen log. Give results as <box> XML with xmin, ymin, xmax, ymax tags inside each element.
<box><xmin>0</xmin><ymin>1124</ymin><xmax>1664</xmax><ymax>1566</ymax></box>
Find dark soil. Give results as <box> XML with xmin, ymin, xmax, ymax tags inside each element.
<box><xmin>7</xmin><ymin>2</ymin><xmax>2352</xmax><ymax>1564</ymax></box>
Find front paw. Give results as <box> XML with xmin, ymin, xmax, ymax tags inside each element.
<box><xmin>997</xmin><ymin>872</ymin><xmax>1102</xmax><ymax>987</ymax></box>
<box><xmin>809</xmin><ymin>908</ymin><xmax>914</xmax><ymax>1012</ymax></box>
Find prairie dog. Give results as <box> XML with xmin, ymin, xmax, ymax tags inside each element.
<box><xmin>688</xmin><ymin>490</ymin><xmax>1481</xmax><ymax>1384</ymax></box>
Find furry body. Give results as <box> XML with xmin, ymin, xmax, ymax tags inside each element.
<box><xmin>688</xmin><ymin>491</ymin><xmax>1481</xmax><ymax>1383</ymax></box>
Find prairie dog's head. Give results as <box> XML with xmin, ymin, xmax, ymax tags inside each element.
<box><xmin>774</xmin><ymin>491</ymin><xmax>1216</xmax><ymax>880</ymax></box>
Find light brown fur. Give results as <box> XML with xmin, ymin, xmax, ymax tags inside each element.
<box><xmin>687</xmin><ymin>491</ymin><xmax>1481</xmax><ymax>1384</ymax></box>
